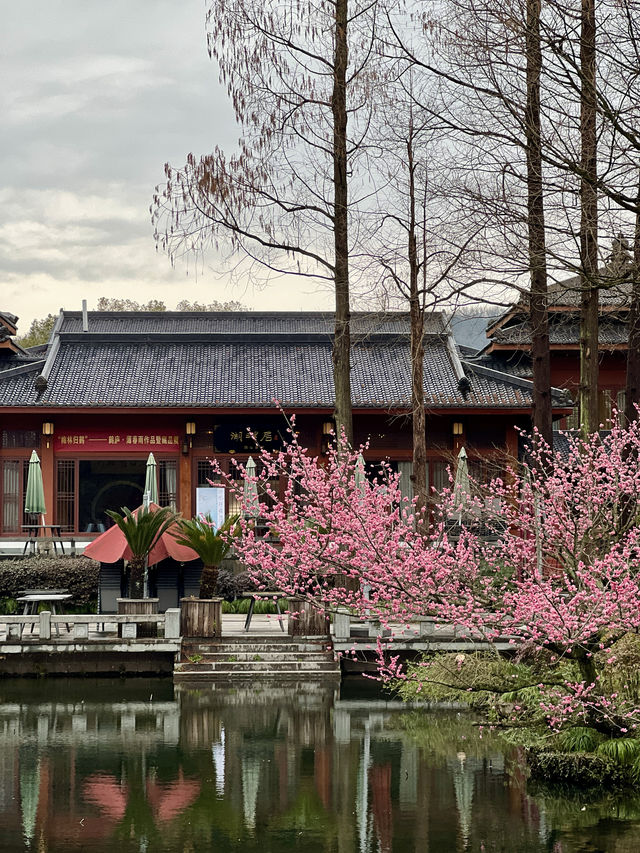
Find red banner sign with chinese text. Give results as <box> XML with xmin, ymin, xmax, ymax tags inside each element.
<box><xmin>54</xmin><ymin>431</ymin><xmax>181</xmax><ymax>452</ymax></box>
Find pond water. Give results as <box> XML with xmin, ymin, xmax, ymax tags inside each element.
<box><xmin>0</xmin><ymin>677</ymin><xmax>639</xmax><ymax>852</ymax></box>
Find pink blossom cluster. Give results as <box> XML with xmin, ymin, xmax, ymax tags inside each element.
<box><xmin>216</xmin><ymin>417</ymin><xmax>640</xmax><ymax>731</ymax></box>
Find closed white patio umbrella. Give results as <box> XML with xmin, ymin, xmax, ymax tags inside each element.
<box><xmin>244</xmin><ymin>456</ymin><xmax>260</xmax><ymax>519</ymax></box>
<box><xmin>144</xmin><ymin>452</ymin><xmax>159</xmax><ymax>506</ymax></box>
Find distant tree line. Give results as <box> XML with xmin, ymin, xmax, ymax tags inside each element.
<box><xmin>17</xmin><ymin>298</ymin><xmax>248</xmax><ymax>347</ymax></box>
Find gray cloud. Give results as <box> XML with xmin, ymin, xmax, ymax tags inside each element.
<box><xmin>1</xmin><ymin>0</ymin><xmax>332</xmax><ymax>328</ymax></box>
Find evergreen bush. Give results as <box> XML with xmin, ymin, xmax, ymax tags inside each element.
<box><xmin>0</xmin><ymin>555</ymin><xmax>99</xmax><ymax>610</ymax></box>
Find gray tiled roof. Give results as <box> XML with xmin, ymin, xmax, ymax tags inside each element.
<box><xmin>465</xmin><ymin>351</ymin><xmax>533</xmax><ymax>378</ymax></box>
<box><xmin>0</xmin><ymin>336</ymin><xmax>551</xmax><ymax>410</ymax></box>
<box><xmin>59</xmin><ymin>310</ymin><xmax>448</xmax><ymax>338</ymax></box>
<box><xmin>0</xmin><ymin>311</ymin><xmax>18</xmax><ymax>329</ymax></box>
<box><xmin>0</xmin><ymin>353</ymin><xmax>44</xmax><ymax>374</ymax></box>
<box><xmin>492</xmin><ymin>317</ymin><xmax>626</xmax><ymax>347</ymax></box>
<box><xmin>547</xmin><ymin>274</ymin><xmax>631</xmax><ymax>306</ymax></box>
<box><xmin>487</xmin><ymin>271</ymin><xmax>632</xmax><ymax>338</ymax></box>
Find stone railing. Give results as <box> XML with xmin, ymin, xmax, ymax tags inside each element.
<box><xmin>0</xmin><ymin>609</ymin><xmax>181</xmax><ymax>641</ymax></box>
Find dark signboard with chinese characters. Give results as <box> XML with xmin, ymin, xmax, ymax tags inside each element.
<box><xmin>213</xmin><ymin>421</ymin><xmax>286</xmax><ymax>454</ymax></box>
<box><xmin>54</xmin><ymin>430</ymin><xmax>181</xmax><ymax>452</ymax></box>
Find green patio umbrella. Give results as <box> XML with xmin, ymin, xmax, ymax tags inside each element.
<box><xmin>25</xmin><ymin>450</ymin><xmax>46</xmax><ymax>523</ymax></box>
<box><xmin>244</xmin><ymin>456</ymin><xmax>260</xmax><ymax>518</ymax></box>
<box><xmin>144</xmin><ymin>452</ymin><xmax>159</xmax><ymax>506</ymax></box>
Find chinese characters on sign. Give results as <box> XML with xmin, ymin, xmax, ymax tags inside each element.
<box><xmin>58</xmin><ymin>434</ymin><xmax>87</xmax><ymax>446</ymax></box>
<box><xmin>214</xmin><ymin>422</ymin><xmax>285</xmax><ymax>453</ymax></box>
<box><xmin>54</xmin><ymin>431</ymin><xmax>180</xmax><ymax>452</ymax></box>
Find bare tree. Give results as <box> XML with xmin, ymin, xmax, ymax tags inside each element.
<box><xmin>152</xmin><ymin>0</ymin><xmax>382</xmax><ymax>445</ymax></box>
<box><xmin>541</xmin><ymin>1</ymin><xmax>640</xmax><ymax>427</ymax></box>
<box><xmin>578</xmin><ymin>0</ymin><xmax>600</xmax><ymax>437</ymax></box>
<box><xmin>526</xmin><ymin>0</ymin><xmax>553</xmax><ymax>447</ymax></box>
<box><xmin>360</xmin><ymin>73</ymin><xmax>482</xmax><ymax>523</ymax></box>
<box><xmin>389</xmin><ymin>0</ymin><xmax>640</xmax><ymax>439</ymax></box>
<box><xmin>385</xmin><ymin>0</ymin><xmax>554</xmax><ymax>445</ymax></box>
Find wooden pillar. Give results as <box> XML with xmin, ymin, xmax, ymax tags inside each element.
<box><xmin>179</xmin><ymin>451</ymin><xmax>192</xmax><ymax>519</ymax></box>
<box><xmin>40</xmin><ymin>439</ymin><xmax>55</xmax><ymax>525</ymax></box>
<box><xmin>506</xmin><ymin>424</ymin><xmax>519</xmax><ymax>463</ymax></box>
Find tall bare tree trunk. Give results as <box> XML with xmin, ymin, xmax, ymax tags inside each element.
<box><xmin>525</xmin><ymin>0</ymin><xmax>552</xmax><ymax>448</ymax></box>
<box><xmin>625</xmin><ymin>171</ymin><xmax>640</xmax><ymax>426</ymax></box>
<box><xmin>406</xmin><ymin>122</ymin><xmax>428</xmax><ymax>528</ymax></box>
<box><xmin>332</xmin><ymin>0</ymin><xmax>353</xmax><ymax>447</ymax></box>
<box><xmin>579</xmin><ymin>0</ymin><xmax>599</xmax><ymax>437</ymax></box>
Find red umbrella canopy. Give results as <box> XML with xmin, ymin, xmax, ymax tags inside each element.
<box><xmin>83</xmin><ymin>504</ymin><xmax>198</xmax><ymax>565</ymax></box>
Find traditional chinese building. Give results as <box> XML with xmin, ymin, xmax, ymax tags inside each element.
<box><xmin>477</xmin><ymin>250</ymin><xmax>633</xmax><ymax>428</ymax></box>
<box><xmin>0</xmin><ymin>308</ymin><xmax>571</xmax><ymax>541</ymax></box>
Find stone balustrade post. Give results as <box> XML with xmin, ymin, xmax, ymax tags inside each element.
<box><xmin>39</xmin><ymin>611</ymin><xmax>51</xmax><ymax>640</ymax></box>
<box><xmin>164</xmin><ymin>608</ymin><xmax>181</xmax><ymax>639</ymax></box>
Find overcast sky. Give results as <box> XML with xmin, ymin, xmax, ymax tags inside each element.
<box><xmin>1</xmin><ymin>0</ymin><xmax>334</xmax><ymax>334</ymax></box>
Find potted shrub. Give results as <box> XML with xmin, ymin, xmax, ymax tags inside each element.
<box><xmin>106</xmin><ymin>505</ymin><xmax>178</xmax><ymax>598</ymax></box>
<box><xmin>172</xmin><ymin>514</ymin><xmax>239</xmax><ymax>638</ymax></box>
<box><xmin>105</xmin><ymin>505</ymin><xmax>177</xmax><ymax>635</ymax></box>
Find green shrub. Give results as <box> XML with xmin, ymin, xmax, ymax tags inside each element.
<box><xmin>221</xmin><ymin>597</ymin><xmax>289</xmax><ymax>614</ymax></box>
<box><xmin>557</xmin><ymin>727</ymin><xmax>603</xmax><ymax>754</ymax></box>
<box><xmin>0</xmin><ymin>597</ymin><xmax>17</xmax><ymax>615</ymax></box>
<box><xmin>0</xmin><ymin>555</ymin><xmax>99</xmax><ymax>609</ymax></box>
<box><xmin>527</xmin><ymin>749</ymin><xmax>630</xmax><ymax>789</ymax></box>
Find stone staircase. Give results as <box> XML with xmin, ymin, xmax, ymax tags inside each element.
<box><xmin>175</xmin><ymin>634</ymin><xmax>341</xmax><ymax>680</ymax></box>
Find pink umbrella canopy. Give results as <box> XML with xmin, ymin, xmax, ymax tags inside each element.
<box><xmin>83</xmin><ymin>504</ymin><xmax>198</xmax><ymax>565</ymax></box>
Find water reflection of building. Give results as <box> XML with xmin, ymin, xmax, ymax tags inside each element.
<box><xmin>0</xmin><ymin>680</ymin><xmax>629</xmax><ymax>852</ymax></box>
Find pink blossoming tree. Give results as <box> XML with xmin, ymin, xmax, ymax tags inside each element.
<box><xmin>220</xmin><ymin>419</ymin><xmax>640</xmax><ymax>736</ymax></box>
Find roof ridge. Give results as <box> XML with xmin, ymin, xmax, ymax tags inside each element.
<box><xmin>60</xmin><ymin>309</ymin><xmax>446</xmax><ymax>318</ymax></box>
<box><xmin>0</xmin><ymin>359</ymin><xmax>46</xmax><ymax>379</ymax></box>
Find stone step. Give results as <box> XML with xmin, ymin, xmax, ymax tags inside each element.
<box><xmin>174</xmin><ymin>667</ymin><xmax>341</xmax><ymax>680</ymax></box>
<box><xmin>219</xmin><ymin>662</ymin><xmax>338</xmax><ymax>673</ymax></box>
<box><xmin>179</xmin><ymin>659</ymin><xmax>338</xmax><ymax>673</ymax></box>
<box><xmin>222</xmin><ymin>634</ymin><xmax>328</xmax><ymax>644</ymax></box>
<box><xmin>175</xmin><ymin>678</ymin><xmax>339</xmax><ymax>695</ymax></box>
<box><xmin>186</xmin><ymin>642</ymin><xmax>330</xmax><ymax>654</ymax></box>
<box><xmin>199</xmin><ymin>651</ymin><xmax>333</xmax><ymax>662</ymax></box>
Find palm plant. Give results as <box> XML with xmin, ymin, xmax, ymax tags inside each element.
<box><xmin>106</xmin><ymin>505</ymin><xmax>178</xmax><ymax>598</ymax></box>
<box><xmin>172</xmin><ymin>514</ymin><xmax>239</xmax><ymax>598</ymax></box>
